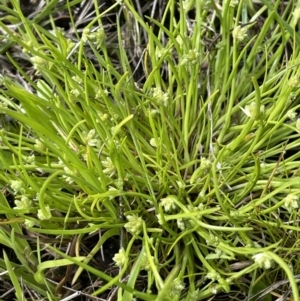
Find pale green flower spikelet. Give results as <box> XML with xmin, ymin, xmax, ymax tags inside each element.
<box><xmin>14</xmin><ymin>196</ymin><xmax>32</xmax><ymax>211</ymax></box>
<box><xmin>140</xmin><ymin>251</ymin><xmax>154</xmax><ymax>271</ymax></box>
<box><xmin>70</xmin><ymin>88</ymin><xmax>80</xmax><ymax>97</ymax></box>
<box><xmin>283</xmin><ymin>194</ymin><xmax>299</xmax><ymax>213</ymax></box>
<box><xmin>107</xmin><ymin>139</ymin><xmax>120</xmax><ymax>150</ymax></box>
<box><xmin>177</xmin><ymin>218</ymin><xmax>185</xmax><ymax>231</ymax></box>
<box><xmin>247</xmin><ymin>241</ymin><xmax>261</xmax><ymax>249</ymax></box>
<box><xmin>24</xmin><ymin>219</ymin><xmax>35</xmax><ymax>228</ymax></box>
<box><xmin>95</xmin><ymin>89</ymin><xmax>102</xmax><ymax>100</ymax></box>
<box><xmin>215</xmin><ymin>248</ymin><xmax>228</xmax><ymax>258</ymax></box>
<box><xmin>101</xmin><ymin>157</ymin><xmax>115</xmax><ymax>177</ymax></box>
<box><xmin>292</xmin><ymin>7</ymin><xmax>300</xmax><ymax>25</ymax></box>
<box><xmin>160</xmin><ymin>195</ymin><xmax>177</xmax><ymax>212</ymax></box>
<box><xmin>108</xmin><ymin>186</ymin><xmax>118</xmax><ymax>200</ymax></box>
<box><xmin>176</xmin><ymin>35</ymin><xmax>184</xmax><ymax>46</ymax></box>
<box><xmin>183</xmin><ymin>0</ymin><xmax>195</xmax><ymax>11</ymax></box>
<box><xmin>198</xmin><ymin>203</ymin><xmax>205</xmax><ymax>210</ymax></box>
<box><xmin>288</xmin><ymin>92</ymin><xmax>297</xmax><ymax>103</ymax></box>
<box><xmin>58</xmin><ymin>158</ymin><xmax>64</xmax><ymax>165</ymax></box>
<box><xmin>34</xmin><ymin>139</ymin><xmax>45</xmax><ymax>151</ymax></box>
<box><xmin>37</xmin><ymin>205</ymin><xmax>52</xmax><ymax>220</ymax></box>
<box><xmin>202</xmin><ymin>0</ymin><xmax>211</xmax><ymax>10</ymax></box>
<box><xmin>111</xmin><ymin>113</ymin><xmax>120</xmax><ymax>122</ymax></box>
<box><xmin>206</xmin><ymin>269</ymin><xmax>220</xmax><ymax>281</ymax></box>
<box><xmin>110</xmin><ymin>126</ymin><xmax>117</xmax><ymax>135</ymax></box>
<box><xmin>288</xmin><ymin>75</ymin><xmax>300</xmax><ymax>88</ymax></box>
<box><xmin>10</xmin><ymin>180</ymin><xmax>25</xmax><ymax>194</ymax></box>
<box><xmin>0</xmin><ymin>99</ymin><xmax>8</xmax><ymax>109</ymax></box>
<box><xmin>206</xmin><ymin>234</ymin><xmax>219</xmax><ymax>247</ymax></box>
<box><xmin>62</xmin><ymin>166</ymin><xmax>78</xmax><ymax>184</ymax></box>
<box><xmin>25</xmin><ymin>154</ymin><xmax>35</xmax><ymax>164</ymax></box>
<box><xmin>72</xmin><ymin>75</ymin><xmax>83</xmax><ymax>85</ymax></box>
<box><xmin>232</xmin><ymin>25</ymin><xmax>247</xmax><ymax>42</ymax></box>
<box><xmin>84</xmin><ymin>129</ymin><xmax>99</xmax><ymax>147</ymax></box>
<box><xmin>296</xmin><ymin>119</ymin><xmax>300</xmax><ymax>132</ymax></box>
<box><xmin>180</xmin><ymin>49</ymin><xmax>200</xmax><ymax>66</ymax></box>
<box><xmin>124</xmin><ymin>215</ymin><xmax>143</xmax><ymax>235</ymax></box>
<box><xmin>22</xmin><ymin>40</ymin><xmax>33</xmax><ymax>53</ymax></box>
<box><xmin>98</xmin><ymin>112</ymin><xmax>108</xmax><ymax>121</ymax></box>
<box><xmin>260</xmin><ymin>161</ymin><xmax>267</xmax><ymax>169</ymax></box>
<box><xmin>82</xmin><ymin>27</ymin><xmax>105</xmax><ymax>47</ymax></box>
<box><xmin>113</xmin><ymin>248</ymin><xmax>127</xmax><ymax>267</ymax></box>
<box><xmin>156</xmin><ymin>213</ymin><xmax>163</xmax><ymax>225</ymax></box>
<box><xmin>240</xmin><ymin>102</ymin><xmax>265</xmax><ymax>120</ymax></box>
<box><xmin>89</xmin><ymin>28</ymin><xmax>106</xmax><ymax>48</ymax></box>
<box><xmin>177</xmin><ymin>217</ymin><xmax>192</xmax><ymax>230</ymax></box>
<box><xmin>31</xmin><ymin>56</ymin><xmax>48</xmax><ymax>70</ymax></box>
<box><xmin>115</xmin><ymin>178</ymin><xmax>124</xmax><ymax>190</ymax></box>
<box><xmin>187</xmin><ymin>204</ymin><xmax>195</xmax><ymax>212</ymax></box>
<box><xmin>169</xmin><ymin>278</ymin><xmax>185</xmax><ymax>298</ymax></box>
<box><xmin>200</xmin><ymin>157</ymin><xmax>212</xmax><ymax>169</ymax></box>
<box><xmin>198</xmin><ymin>191</ymin><xmax>205</xmax><ymax>200</ymax></box>
<box><xmin>252</xmin><ymin>253</ymin><xmax>273</xmax><ymax>269</ymax></box>
<box><xmin>211</xmin><ymin>285</ymin><xmax>218</xmax><ymax>294</ymax></box>
<box><xmin>286</xmin><ymin>109</ymin><xmax>297</xmax><ymax>120</ymax></box>
<box><xmin>148</xmin><ymin>109</ymin><xmax>159</xmax><ymax>116</ymax></box>
<box><xmin>66</xmin><ymin>39</ymin><xmax>76</xmax><ymax>55</ymax></box>
<box><xmin>252</xmin><ymin>243</ymin><xmax>265</xmax><ymax>251</ymax></box>
<box><xmin>187</xmin><ymin>203</ymin><xmax>205</xmax><ymax>219</ymax></box>
<box><xmin>150</xmin><ymin>87</ymin><xmax>169</xmax><ymax>106</ymax></box>
<box><xmin>82</xmin><ymin>28</ymin><xmax>90</xmax><ymax>43</ymax></box>
<box><xmin>150</xmin><ymin>138</ymin><xmax>159</xmax><ymax>147</ymax></box>
<box><xmin>230</xmin><ymin>0</ymin><xmax>239</xmax><ymax>8</ymax></box>
<box><xmin>241</xmin><ymin>102</ymin><xmax>255</xmax><ymax>118</ymax></box>
<box><xmin>216</xmin><ymin>40</ymin><xmax>226</xmax><ymax>50</ymax></box>
<box><xmin>189</xmin><ymin>289</ymin><xmax>199</xmax><ymax>301</ymax></box>
<box><xmin>176</xmin><ymin>181</ymin><xmax>185</xmax><ymax>189</ymax></box>
<box><xmin>226</xmin><ymin>278</ymin><xmax>233</xmax><ymax>285</ymax></box>
<box><xmin>146</xmin><ymin>199</ymin><xmax>154</xmax><ymax>205</ymax></box>
<box><xmin>156</xmin><ymin>47</ymin><xmax>171</xmax><ymax>58</ymax></box>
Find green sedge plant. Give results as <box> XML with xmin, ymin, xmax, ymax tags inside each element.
<box><xmin>0</xmin><ymin>0</ymin><xmax>300</xmax><ymax>300</ymax></box>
